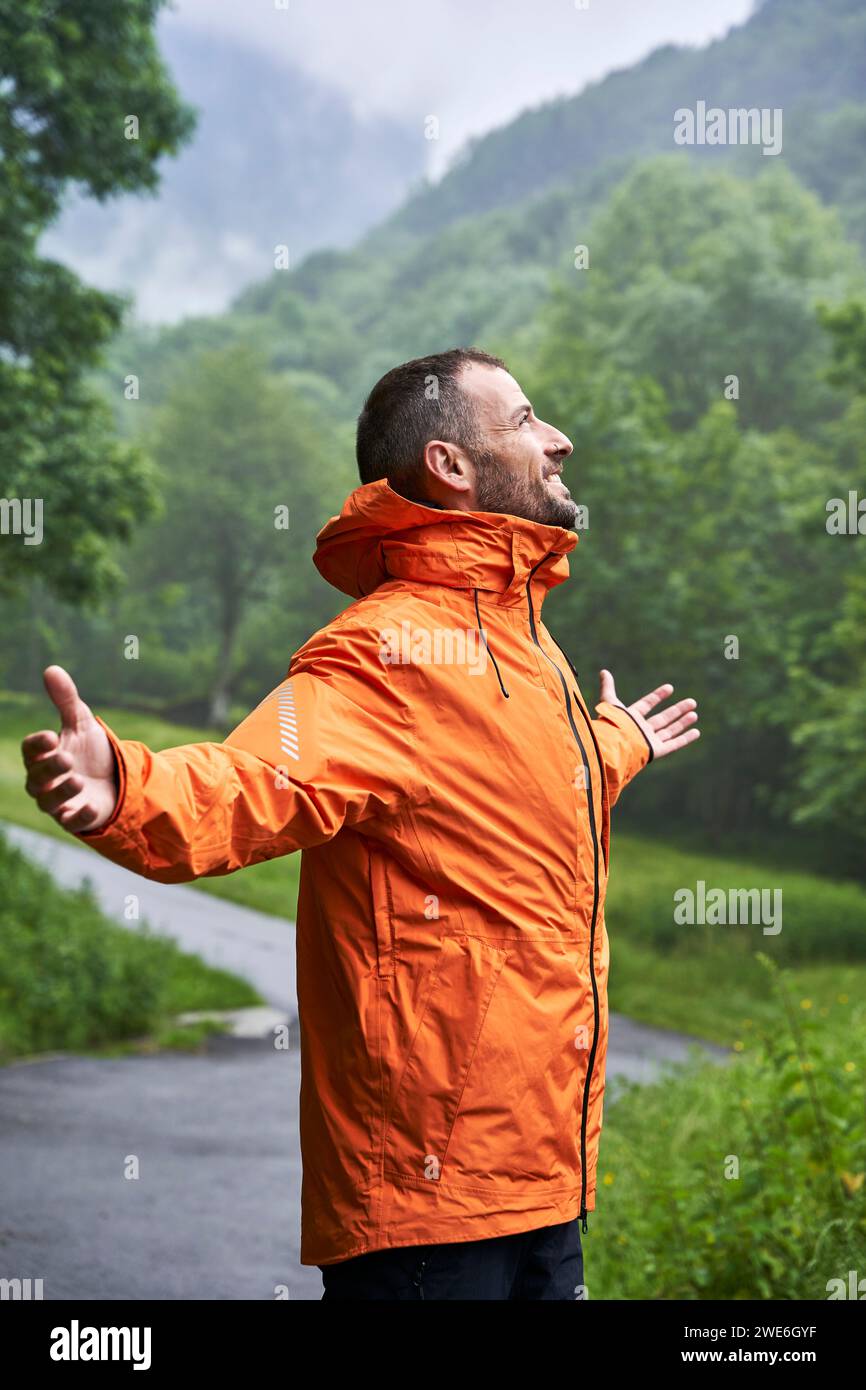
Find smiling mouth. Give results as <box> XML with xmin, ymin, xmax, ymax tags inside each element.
<box><xmin>544</xmin><ymin>470</ymin><xmax>570</xmax><ymax>493</ymax></box>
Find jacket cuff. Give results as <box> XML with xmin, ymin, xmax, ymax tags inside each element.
<box><xmin>594</xmin><ymin>700</ymin><xmax>654</xmax><ymax>770</ymax></box>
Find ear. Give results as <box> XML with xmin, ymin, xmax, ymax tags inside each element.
<box><xmin>423</xmin><ymin>440</ymin><xmax>473</xmax><ymax>494</ymax></box>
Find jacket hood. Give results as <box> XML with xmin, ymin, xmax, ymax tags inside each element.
<box><xmin>313</xmin><ymin>478</ymin><xmax>579</xmax><ymax>603</ymax></box>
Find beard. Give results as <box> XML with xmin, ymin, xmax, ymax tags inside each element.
<box><xmin>471</xmin><ymin>448</ymin><xmax>579</xmax><ymax>529</ymax></box>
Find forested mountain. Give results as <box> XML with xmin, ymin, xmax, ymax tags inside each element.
<box><xmin>102</xmin><ymin>0</ymin><xmax>866</xmax><ymax>416</ymax></box>
<box><xmin>39</xmin><ymin>21</ymin><xmax>424</xmax><ymax>323</ymax></box>
<box><xmin>381</xmin><ymin>0</ymin><xmax>866</xmax><ymax>236</ymax></box>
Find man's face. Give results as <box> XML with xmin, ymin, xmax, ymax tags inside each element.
<box><xmin>459</xmin><ymin>363</ymin><xmax>577</xmax><ymax>528</ymax></box>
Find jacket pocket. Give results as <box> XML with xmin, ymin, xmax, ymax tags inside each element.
<box><xmin>383</xmin><ymin>934</ymin><xmax>508</xmax><ymax>1183</ymax></box>
<box><xmin>368</xmin><ymin>842</ymin><xmax>396</xmax><ymax>979</ymax></box>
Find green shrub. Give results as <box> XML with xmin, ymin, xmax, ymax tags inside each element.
<box><xmin>590</xmin><ymin>956</ymin><xmax>866</xmax><ymax>1299</ymax></box>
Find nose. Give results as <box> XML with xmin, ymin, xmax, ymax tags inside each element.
<box><xmin>546</xmin><ymin>427</ymin><xmax>573</xmax><ymax>461</ymax></box>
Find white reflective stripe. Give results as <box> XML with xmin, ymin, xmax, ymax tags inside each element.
<box><xmin>257</xmin><ymin>681</ymin><xmax>293</xmax><ymax>706</ymax></box>
<box><xmin>272</xmin><ymin>680</ymin><xmax>300</xmax><ymax>759</ymax></box>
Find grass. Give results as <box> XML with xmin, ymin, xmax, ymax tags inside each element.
<box><xmin>606</xmin><ymin>834</ymin><xmax>866</xmax><ymax>964</ymax></box>
<box><xmin>605</xmin><ymin>833</ymin><xmax>866</xmax><ymax>1046</ymax></box>
<box><xmin>607</xmin><ymin>936</ymin><xmax>866</xmax><ymax>1046</ymax></box>
<box><xmin>0</xmin><ymin>829</ymin><xmax>261</xmax><ymax>1063</ymax></box>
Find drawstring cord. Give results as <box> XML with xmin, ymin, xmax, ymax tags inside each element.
<box><xmin>473</xmin><ymin>588</ymin><xmax>510</xmax><ymax>699</ymax></box>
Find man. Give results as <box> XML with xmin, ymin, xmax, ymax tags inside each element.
<box><xmin>21</xmin><ymin>347</ymin><xmax>699</xmax><ymax>1301</ymax></box>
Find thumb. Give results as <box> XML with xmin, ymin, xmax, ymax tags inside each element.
<box><xmin>599</xmin><ymin>668</ymin><xmax>618</xmax><ymax>705</ymax></box>
<box><xmin>43</xmin><ymin>665</ymin><xmax>87</xmax><ymax>731</ymax></box>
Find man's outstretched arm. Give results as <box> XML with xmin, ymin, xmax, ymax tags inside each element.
<box><xmin>21</xmin><ymin>661</ymin><xmax>415</xmax><ymax>883</ymax></box>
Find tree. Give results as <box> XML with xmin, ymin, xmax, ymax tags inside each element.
<box><xmin>511</xmin><ymin>158</ymin><xmax>866</xmax><ymax>849</ymax></box>
<box><xmin>145</xmin><ymin>343</ymin><xmax>336</xmax><ymax>725</ymax></box>
<box><xmin>788</xmin><ymin>303</ymin><xmax>866</xmax><ymax>850</ymax></box>
<box><xmin>0</xmin><ymin>1</ymin><xmax>195</xmax><ymax>601</ymax></box>
<box><xmin>529</xmin><ymin>157</ymin><xmax>863</xmax><ymax>437</ymax></box>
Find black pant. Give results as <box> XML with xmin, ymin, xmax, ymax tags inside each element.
<box><xmin>319</xmin><ymin>1216</ymin><xmax>585</xmax><ymax>1300</ymax></box>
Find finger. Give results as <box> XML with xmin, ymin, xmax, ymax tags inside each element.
<box><xmin>655</xmin><ymin>710</ymin><xmax>699</xmax><ymax>742</ymax></box>
<box><xmin>23</xmin><ymin>748</ymin><xmax>72</xmax><ymax>790</ymax></box>
<box><xmin>631</xmin><ymin>683</ymin><xmax>674</xmax><ymax>718</ymax></box>
<box><xmin>599</xmin><ymin>668</ymin><xmax>617</xmax><ymax>704</ymax></box>
<box><xmin>654</xmin><ymin>728</ymin><xmax>701</xmax><ymax>759</ymax></box>
<box><xmin>43</xmin><ymin>665</ymin><xmax>87</xmax><ymax>732</ymax></box>
<box><xmin>57</xmin><ymin>801</ymin><xmax>100</xmax><ymax>834</ymax></box>
<box><xmin>22</xmin><ymin>729</ymin><xmax>60</xmax><ymax>762</ymax></box>
<box><xmin>53</xmin><ymin>786</ymin><xmax>89</xmax><ymax>823</ymax></box>
<box><xmin>33</xmin><ymin>774</ymin><xmax>83</xmax><ymax>814</ymax></box>
<box><xmin>647</xmin><ymin>698</ymin><xmax>697</xmax><ymax>733</ymax></box>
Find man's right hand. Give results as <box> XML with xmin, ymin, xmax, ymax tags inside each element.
<box><xmin>21</xmin><ymin>665</ymin><xmax>119</xmax><ymax>834</ymax></box>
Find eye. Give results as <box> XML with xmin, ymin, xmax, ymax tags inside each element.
<box><xmin>520</xmin><ymin>410</ymin><xmax>532</xmax><ymax>425</ymax></box>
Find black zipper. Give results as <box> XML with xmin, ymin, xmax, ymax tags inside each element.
<box><xmin>549</xmin><ymin>631</ymin><xmax>612</xmax><ymax>872</ymax></box>
<box><xmin>525</xmin><ymin>553</ymin><xmax>600</xmax><ymax>1235</ymax></box>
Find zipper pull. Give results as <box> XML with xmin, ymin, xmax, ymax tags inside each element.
<box><xmin>413</xmin><ymin>1252</ymin><xmax>431</xmax><ymax>1299</ymax></box>
<box><xmin>580</xmin><ymin>1205</ymin><xmax>588</xmax><ymax>1235</ymax></box>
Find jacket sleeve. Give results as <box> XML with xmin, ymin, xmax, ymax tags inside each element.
<box><xmin>73</xmin><ymin>642</ymin><xmax>417</xmax><ymax>883</ymax></box>
<box><xmin>591</xmin><ymin>700</ymin><xmax>653</xmax><ymax>807</ymax></box>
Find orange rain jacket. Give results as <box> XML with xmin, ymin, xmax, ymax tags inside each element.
<box><xmin>77</xmin><ymin>479</ymin><xmax>653</xmax><ymax>1265</ymax></box>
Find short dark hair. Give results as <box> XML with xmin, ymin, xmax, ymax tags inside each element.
<box><xmin>355</xmin><ymin>347</ymin><xmax>508</xmax><ymax>502</ymax></box>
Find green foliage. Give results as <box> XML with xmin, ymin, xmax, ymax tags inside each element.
<box><xmin>783</xmin><ymin>102</ymin><xmax>866</xmax><ymax>249</ymax></box>
<box><xmin>527</xmin><ymin>157</ymin><xmax>861</xmax><ymax>434</ymax></box>
<box><xmin>141</xmin><ymin>341</ymin><xmax>342</xmax><ymax>721</ymax></box>
<box><xmin>0</xmin><ymin>0</ymin><xmax>194</xmax><ymax>601</ymax></box>
<box><xmin>819</xmin><ymin>297</ymin><xmax>866</xmax><ymax>394</ymax></box>
<box><xmin>510</xmin><ymin>159</ymin><xmax>866</xmax><ymax>853</ymax></box>
<box><xmin>786</xmin><ymin>300</ymin><xmax>866</xmax><ymax>846</ymax></box>
<box><xmin>790</xmin><ymin>548</ymin><xmax>866</xmax><ymax>843</ymax></box>
<box><xmin>590</xmin><ymin>959</ymin><xmax>866</xmax><ymax>1299</ymax></box>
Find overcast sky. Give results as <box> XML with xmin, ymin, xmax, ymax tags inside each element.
<box><xmin>43</xmin><ymin>0</ymin><xmax>759</xmax><ymax>323</ymax></box>
<box><xmin>167</xmin><ymin>0</ymin><xmax>756</xmax><ymax>176</ymax></box>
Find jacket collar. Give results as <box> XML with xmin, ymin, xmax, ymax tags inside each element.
<box><xmin>314</xmin><ymin>479</ymin><xmax>578</xmax><ymax>606</ymax></box>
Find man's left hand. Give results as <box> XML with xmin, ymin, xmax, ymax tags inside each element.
<box><xmin>599</xmin><ymin>669</ymin><xmax>699</xmax><ymax>761</ymax></box>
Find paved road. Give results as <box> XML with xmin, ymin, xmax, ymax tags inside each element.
<box><xmin>1</xmin><ymin>821</ymin><xmax>296</xmax><ymax>1013</ymax></box>
<box><xmin>0</xmin><ymin>821</ymin><xmax>728</xmax><ymax>1301</ymax></box>
<box><xmin>0</xmin><ymin>1038</ymin><xmax>318</xmax><ymax>1300</ymax></box>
